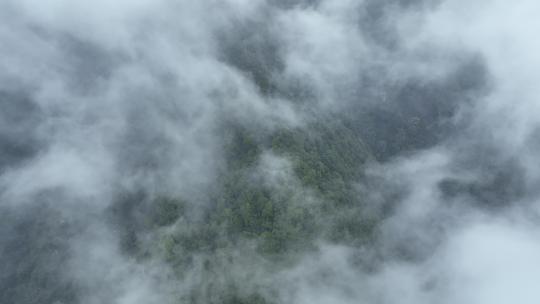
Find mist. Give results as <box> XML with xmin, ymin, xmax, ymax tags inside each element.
<box><xmin>1</xmin><ymin>0</ymin><xmax>539</xmax><ymax>303</ymax></box>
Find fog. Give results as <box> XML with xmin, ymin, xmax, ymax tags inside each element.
<box><xmin>1</xmin><ymin>0</ymin><xmax>539</xmax><ymax>303</ymax></box>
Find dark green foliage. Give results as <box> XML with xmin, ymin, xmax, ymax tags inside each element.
<box><xmin>150</xmin><ymin>197</ymin><xmax>185</xmax><ymax>227</ymax></box>
<box><xmin>216</xmin><ymin>174</ymin><xmax>317</xmax><ymax>255</ymax></box>
<box><xmin>258</xmin><ymin>204</ymin><xmax>317</xmax><ymax>255</ymax></box>
<box><xmin>222</xmin><ymin>293</ymin><xmax>269</xmax><ymax>304</ymax></box>
<box><xmin>225</xmin><ymin>127</ymin><xmax>263</xmax><ymax>169</ymax></box>
<box><xmin>328</xmin><ymin>212</ymin><xmax>378</xmax><ymax>245</ymax></box>
<box><xmin>164</xmin><ymin>117</ymin><xmax>376</xmax><ymax>258</ymax></box>
<box><xmin>184</xmin><ymin>282</ymin><xmax>271</xmax><ymax>304</ymax></box>
<box><xmin>175</xmin><ymin>225</ymin><xmax>220</xmax><ymax>253</ymax></box>
<box><xmin>270</xmin><ymin>117</ymin><xmax>372</xmax><ymax>205</ymax></box>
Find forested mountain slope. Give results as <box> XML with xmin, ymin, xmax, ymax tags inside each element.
<box><xmin>1</xmin><ymin>1</ymin><xmax>538</xmax><ymax>304</ymax></box>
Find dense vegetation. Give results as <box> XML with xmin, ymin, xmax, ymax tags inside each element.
<box><xmin>128</xmin><ymin>114</ymin><xmax>388</xmax><ymax>303</ymax></box>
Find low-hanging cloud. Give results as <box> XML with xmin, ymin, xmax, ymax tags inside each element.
<box><xmin>1</xmin><ymin>0</ymin><xmax>540</xmax><ymax>304</ymax></box>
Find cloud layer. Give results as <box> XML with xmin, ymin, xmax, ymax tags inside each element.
<box><xmin>1</xmin><ymin>1</ymin><xmax>540</xmax><ymax>304</ymax></box>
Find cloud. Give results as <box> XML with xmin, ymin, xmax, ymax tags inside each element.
<box><xmin>2</xmin><ymin>0</ymin><xmax>540</xmax><ymax>303</ymax></box>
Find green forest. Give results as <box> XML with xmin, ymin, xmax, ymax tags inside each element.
<box><xmin>109</xmin><ymin>107</ymin><xmax>451</xmax><ymax>303</ymax></box>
